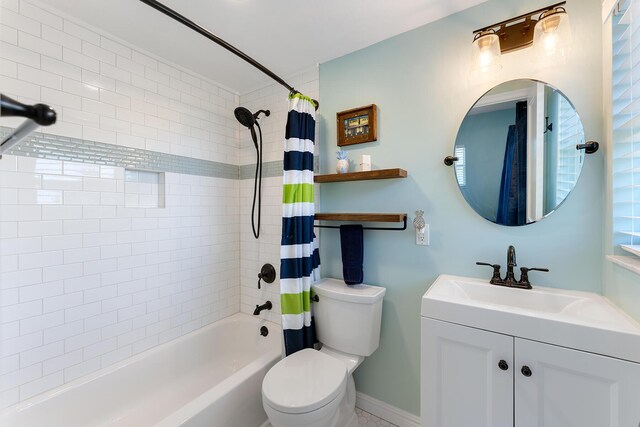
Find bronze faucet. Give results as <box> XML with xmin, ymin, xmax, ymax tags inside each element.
<box><xmin>477</xmin><ymin>245</ymin><xmax>548</xmax><ymax>289</ymax></box>
<box><xmin>253</xmin><ymin>300</ymin><xmax>272</xmax><ymax>315</ymax></box>
<box><xmin>504</xmin><ymin>245</ymin><xmax>517</xmax><ymax>287</ymax></box>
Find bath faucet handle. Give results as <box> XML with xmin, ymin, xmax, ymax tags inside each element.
<box><xmin>257</xmin><ymin>263</ymin><xmax>276</xmax><ymax>289</ymax></box>
<box><xmin>517</xmin><ymin>267</ymin><xmax>549</xmax><ymax>289</ymax></box>
<box><xmin>476</xmin><ymin>262</ymin><xmax>502</xmax><ymax>285</ymax></box>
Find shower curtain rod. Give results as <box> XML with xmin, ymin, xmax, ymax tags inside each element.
<box><xmin>0</xmin><ymin>94</ymin><xmax>57</xmax><ymax>159</ymax></box>
<box><xmin>138</xmin><ymin>0</ymin><xmax>318</xmax><ymax>109</ymax></box>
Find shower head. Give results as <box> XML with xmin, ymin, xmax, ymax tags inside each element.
<box><xmin>235</xmin><ymin>107</ymin><xmax>270</xmax><ymax>148</ymax></box>
<box><xmin>234</xmin><ymin>107</ymin><xmax>255</xmax><ymax>129</ymax></box>
<box><xmin>234</xmin><ymin>107</ymin><xmax>271</xmax><ymax>129</ymax></box>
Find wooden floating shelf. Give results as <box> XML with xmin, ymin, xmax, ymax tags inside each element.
<box><xmin>314</xmin><ymin>168</ymin><xmax>407</xmax><ymax>183</ymax></box>
<box><xmin>315</xmin><ymin>213</ymin><xmax>407</xmax><ymax>223</ymax></box>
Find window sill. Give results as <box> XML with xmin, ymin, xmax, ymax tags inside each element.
<box><xmin>621</xmin><ymin>245</ymin><xmax>640</xmax><ymax>257</ymax></box>
<box><xmin>607</xmin><ymin>255</ymin><xmax>640</xmax><ymax>276</ymax></box>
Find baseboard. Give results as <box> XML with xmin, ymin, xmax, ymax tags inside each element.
<box><xmin>355</xmin><ymin>392</ymin><xmax>420</xmax><ymax>427</ymax></box>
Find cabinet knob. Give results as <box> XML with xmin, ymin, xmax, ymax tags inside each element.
<box><xmin>521</xmin><ymin>366</ymin><xmax>532</xmax><ymax>377</ymax></box>
<box><xmin>498</xmin><ymin>360</ymin><xmax>509</xmax><ymax>371</ymax></box>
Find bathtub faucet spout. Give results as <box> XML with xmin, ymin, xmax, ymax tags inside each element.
<box><xmin>253</xmin><ymin>300</ymin><xmax>272</xmax><ymax>315</ymax></box>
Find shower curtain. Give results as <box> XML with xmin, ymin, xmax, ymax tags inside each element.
<box><xmin>497</xmin><ymin>101</ymin><xmax>528</xmax><ymax>226</ymax></box>
<box><xmin>280</xmin><ymin>93</ymin><xmax>320</xmax><ymax>356</ymax></box>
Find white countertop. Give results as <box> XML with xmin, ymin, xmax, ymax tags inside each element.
<box><xmin>421</xmin><ymin>275</ymin><xmax>640</xmax><ymax>364</ymax></box>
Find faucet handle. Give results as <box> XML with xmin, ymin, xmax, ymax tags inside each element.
<box><xmin>476</xmin><ymin>262</ymin><xmax>502</xmax><ymax>284</ymax></box>
<box><xmin>522</xmin><ymin>267</ymin><xmax>549</xmax><ymax>273</ymax></box>
<box><xmin>517</xmin><ymin>267</ymin><xmax>549</xmax><ymax>289</ymax></box>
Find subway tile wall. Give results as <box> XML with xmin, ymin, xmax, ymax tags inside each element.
<box><xmin>238</xmin><ymin>69</ymin><xmax>320</xmax><ymax>324</ymax></box>
<box><xmin>0</xmin><ymin>159</ymin><xmax>240</xmax><ymax>407</ymax></box>
<box><xmin>0</xmin><ymin>0</ymin><xmax>241</xmax><ymax>408</ymax></box>
<box><xmin>0</xmin><ymin>0</ymin><xmax>239</xmax><ymax>164</ymax></box>
<box><xmin>0</xmin><ymin>0</ymin><xmax>320</xmax><ymax>409</ymax></box>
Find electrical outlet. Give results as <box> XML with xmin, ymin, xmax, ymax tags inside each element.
<box><xmin>416</xmin><ymin>224</ymin><xmax>429</xmax><ymax>246</ymax></box>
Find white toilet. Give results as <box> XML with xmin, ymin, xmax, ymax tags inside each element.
<box><xmin>262</xmin><ymin>278</ymin><xmax>386</xmax><ymax>427</ymax></box>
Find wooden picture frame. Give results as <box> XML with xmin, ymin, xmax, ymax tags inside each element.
<box><xmin>337</xmin><ymin>104</ymin><xmax>377</xmax><ymax>146</ymax></box>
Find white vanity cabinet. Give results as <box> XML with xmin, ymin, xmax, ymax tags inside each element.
<box><xmin>421</xmin><ymin>275</ymin><xmax>640</xmax><ymax>427</ymax></box>
<box><xmin>514</xmin><ymin>338</ymin><xmax>640</xmax><ymax>427</ymax></box>
<box><xmin>421</xmin><ymin>317</ymin><xmax>640</xmax><ymax>427</ymax></box>
<box><xmin>421</xmin><ymin>318</ymin><xmax>513</xmax><ymax>427</ymax></box>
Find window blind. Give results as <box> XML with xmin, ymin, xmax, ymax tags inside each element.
<box><xmin>612</xmin><ymin>0</ymin><xmax>640</xmax><ymax>256</ymax></box>
<box><xmin>555</xmin><ymin>96</ymin><xmax>585</xmax><ymax>205</ymax></box>
<box><xmin>454</xmin><ymin>146</ymin><xmax>466</xmax><ymax>187</ymax></box>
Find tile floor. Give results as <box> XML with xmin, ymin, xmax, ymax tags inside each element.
<box><xmin>266</xmin><ymin>407</ymin><xmax>397</xmax><ymax>427</ymax></box>
<box><xmin>356</xmin><ymin>407</ymin><xmax>398</xmax><ymax>426</ymax></box>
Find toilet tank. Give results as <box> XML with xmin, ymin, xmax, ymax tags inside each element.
<box><xmin>312</xmin><ymin>278</ymin><xmax>386</xmax><ymax>357</ymax></box>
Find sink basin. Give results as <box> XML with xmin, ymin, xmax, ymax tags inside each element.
<box><xmin>422</xmin><ymin>275</ymin><xmax>640</xmax><ymax>363</ymax></box>
<box><xmin>431</xmin><ymin>276</ymin><xmax>585</xmax><ymax>314</ymax></box>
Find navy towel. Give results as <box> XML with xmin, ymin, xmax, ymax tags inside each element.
<box><xmin>340</xmin><ymin>224</ymin><xmax>363</xmax><ymax>285</ymax></box>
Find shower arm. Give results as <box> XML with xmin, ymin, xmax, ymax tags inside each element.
<box><xmin>137</xmin><ymin>0</ymin><xmax>319</xmax><ymax>110</ymax></box>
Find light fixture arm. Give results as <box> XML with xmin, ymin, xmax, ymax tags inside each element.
<box><xmin>472</xmin><ymin>1</ymin><xmax>566</xmax><ymax>35</ymax></box>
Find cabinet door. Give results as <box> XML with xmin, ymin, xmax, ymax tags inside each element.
<box><xmin>421</xmin><ymin>317</ymin><xmax>514</xmax><ymax>427</ymax></box>
<box><xmin>515</xmin><ymin>338</ymin><xmax>640</xmax><ymax>427</ymax></box>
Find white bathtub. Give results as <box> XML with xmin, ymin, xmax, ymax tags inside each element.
<box><xmin>1</xmin><ymin>313</ymin><xmax>281</xmax><ymax>427</ymax></box>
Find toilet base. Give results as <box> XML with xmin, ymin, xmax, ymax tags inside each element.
<box><xmin>333</xmin><ymin>374</ymin><xmax>357</xmax><ymax>427</ymax></box>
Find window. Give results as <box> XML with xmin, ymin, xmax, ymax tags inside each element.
<box><xmin>455</xmin><ymin>146</ymin><xmax>466</xmax><ymax>187</ymax></box>
<box><xmin>612</xmin><ymin>0</ymin><xmax>640</xmax><ymax>257</ymax></box>
<box><xmin>607</xmin><ymin>0</ymin><xmax>640</xmax><ymax>274</ymax></box>
<box><xmin>555</xmin><ymin>95</ymin><xmax>585</xmax><ymax>206</ymax></box>
<box><xmin>612</xmin><ymin>0</ymin><xmax>640</xmax><ymax>255</ymax></box>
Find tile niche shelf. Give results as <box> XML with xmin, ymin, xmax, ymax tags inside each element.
<box><xmin>314</xmin><ymin>168</ymin><xmax>407</xmax><ymax>183</ymax></box>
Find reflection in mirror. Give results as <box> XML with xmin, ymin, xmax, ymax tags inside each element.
<box><xmin>454</xmin><ymin>79</ymin><xmax>585</xmax><ymax>226</ymax></box>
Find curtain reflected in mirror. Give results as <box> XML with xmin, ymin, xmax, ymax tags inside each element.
<box><xmin>454</xmin><ymin>79</ymin><xmax>585</xmax><ymax>226</ymax></box>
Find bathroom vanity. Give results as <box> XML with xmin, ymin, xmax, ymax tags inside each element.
<box><xmin>420</xmin><ymin>275</ymin><xmax>640</xmax><ymax>427</ymax></box>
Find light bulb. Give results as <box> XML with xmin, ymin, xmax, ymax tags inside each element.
<box><xmin>543</xmin><ymin>33</ymin><xmax>557</xmax><ymax>54</ymax></box>
<box><xmin>533</xmin><ymin>8</ymin><xmax>571</xmax><ymax>60</ymax></box>
<box><xmin>470</xmin><ymin>31</ymin><xmax>502</xmax><ymax>73</ymax></box>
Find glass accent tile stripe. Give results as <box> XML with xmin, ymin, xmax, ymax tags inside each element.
<box><xmin>0</xmin><ymin>126</ymin><xmax>238</xmax><ymax>179</ymax></box>
<box><xmin>0</xmin><ymin>127</ymin><xmax>319</xmax><ymax>180</ymax></box>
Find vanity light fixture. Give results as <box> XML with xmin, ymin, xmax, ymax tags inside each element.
<box><xmin>471</xmin><ymin>2</ymin><xmax>570</xmax><ymax>71</ymax></box>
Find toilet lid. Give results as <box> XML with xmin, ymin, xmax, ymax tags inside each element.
<box><xmin>262</xmin><ymin>348</ymin><xmax>347</xmax><ymax>414</ymax></box>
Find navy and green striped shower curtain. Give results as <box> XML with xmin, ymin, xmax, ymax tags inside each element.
<box><xmin>280</xmin><ymin>94</ymin><xmax>320</xmax><ymax>356</ymax></box>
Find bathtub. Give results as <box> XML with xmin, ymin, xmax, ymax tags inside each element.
<box><xmin>1</xmin><ymin>313</ymin><xmax>281</xmax><ymax>427</ymax></box>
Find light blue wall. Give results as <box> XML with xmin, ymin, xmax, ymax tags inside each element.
<box><xmin>458</xmin><ymin>108</ymin><xmax>513</xmax><ymax>222</ymax></box>
<box><xmin>604</xmin><ymin>263</ymin><xmax>640</xmax><ymax>321</ymax></box>
<box><xmin>318</xmin><ymin>0</ymin><xmax>603</xmax><ymax>415</ymax></box>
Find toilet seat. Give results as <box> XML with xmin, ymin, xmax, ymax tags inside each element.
<box><xmin>262</xmin><ymin>348</ymin><xmax>347</xmax><ymax>414</ymax></box>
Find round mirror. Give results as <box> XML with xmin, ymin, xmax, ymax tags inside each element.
<box><xmin>453</xmin><ymin>79</ymin><xmax>585</xmax><ymax>226</ymax></box>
